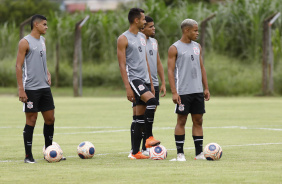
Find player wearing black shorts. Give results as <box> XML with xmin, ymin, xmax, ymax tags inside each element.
<box><xmin>167</xmin><ymin>19</ymin><xmax>210</xmax><ymax>161</ymax></box>
<box><xmin>117</xmin><ymin>8</ymin><xmax>161</xmax><ymax>159</ymax></box>
<box><xmin>129</xmin><ymin>16</ymin><xmax>166</xmax><ymax>157</ymax></box>
<box><xmin>16</xmin><ymin>15</ymin><xmax>63</xmax><ymax>163</ymax></box>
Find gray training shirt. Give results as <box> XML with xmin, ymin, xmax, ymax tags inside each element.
<box><xmin>146</xmin><ymin>37</ymin><xmax>159</xmax><ymax>87</ymax></box>
<box><xmin>123</xmin><ymin>31</ymin><xmax>150</xmax><ymax>84</ymax></box>
<box><xmin>172</xmin><ymin>40</ymin><xmax>203</xmax><ymax>95</ymax></box>
<box><xmin>22</xmin><ymin>35</ymin><xmax>49</xmax><ymax>90</ymax></box>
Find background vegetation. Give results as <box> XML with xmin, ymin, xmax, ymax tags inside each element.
<box><xmin>0</xmin><ymin>0</ymin><xmax>282</xmax><ymax>95</ymax></box>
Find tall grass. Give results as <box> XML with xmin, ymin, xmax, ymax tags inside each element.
<box><xmin>0</xmin><ymin>0</ymin><xmax>281</xmax><ymax>95</ymax></box>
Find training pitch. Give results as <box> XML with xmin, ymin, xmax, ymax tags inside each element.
<box><xmin>0</xmin><ymin>96</ymin><xmax>281</xmax><ymax>183</ymax></box>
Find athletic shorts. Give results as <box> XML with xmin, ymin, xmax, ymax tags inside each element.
<box><xmin>132</xmin><ymin>85</ymin><xmax>159</xmax><ymax>107</ymax></box>
<box><xmin>175</xmin><ymin>93</ymin><xmax>205</xmax><ymax>115</ymax></box>
<box><xmin>23</xmin><ymin>88</ymin><xmax>55</xmax><ymax>112</ymax></box>
<box><xmin>130</xmin><ymin>79</ymin><xmax>151</xmax><ymax>106</ymax></box>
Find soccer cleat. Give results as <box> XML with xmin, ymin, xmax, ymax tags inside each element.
<box><xmin>169</xmin><ymin>153</ymin><xmax>186</xmax><ymax>162</ymax></box>
<box><xmin>131</xmin><ymin>151</ymin><xmax>149</xmax><ymax>160</ymax></box>
<box><xmin>60</xmin><ymin>157</ymin><xmax>67</xmax><ymax>161</ymax></box>
<box><xmin>194</xmin><ymin>152</ymin><xmax>206</xmax><ymax>160</ymax></box>
<box><xmin>128</xmin><ymin>150</ymin><xmax>134</xmax><ymax>158</ymax></box>
<box><xmin>145</xmin><ymin>136</ymin><xmax>160</xmax><ymax>148</ymax></box>
<box><xmin>141</xmin><ymin>148</ymin><xmax>150</xmax><ymax>156</ymax></box>
<box><xmin>24</xmin><ymin>157</ymin><xmax>37</xmax><ymax>163</ymax></box>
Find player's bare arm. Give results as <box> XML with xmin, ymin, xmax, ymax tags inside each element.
<box><xmin>16</xmin><ymin>39</ymin><xmax>29</xmax><ymax>103</ymax></box>
<box><xmin>167</xmin><ymin>45</ymin><xmax>181</xmax><ymax>105</ymax></box>
<box><xmin>117</xmin><ymin>35</ymin><xmax>135</xmax><ymax>102</ymax></box>
<box><xmin>199</xmin><ymin>44</ymin><xmax>210</xmax><ymax>101</ymax></box>
<box><xmin>145</xmin><ymin>54</ymin><xmax>155</xmax><ymax>96</ymax></box>
<box><xmin>156</xmin><ymin>43</ymin><xmax>166</xmax><ymax>97</ymax></box>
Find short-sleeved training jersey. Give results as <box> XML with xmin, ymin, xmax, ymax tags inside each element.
<box><xmin>172</xmin><ymin>40</ymin><xmax>203</xmax><ymax>95</ymax></box>
<box><xmin>22</xmin><ymin>35</ymin><xmax>49</xmax><ymax>90</ymax></box>
<box><xmin>146</xmin><ymin>37</ymin><xmax>159</xmax><ymax>86</ymax></box>
<box><xmin>123</xmin><ymin>31</ymin><xmax>150</xmax><ymax>84</ymax></box>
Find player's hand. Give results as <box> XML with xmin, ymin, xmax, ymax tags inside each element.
<box><xmin>47</xmin><ymin>72</ymin><xmax>51</xmax><ymax>86</ymax></box>
<box><xmin>172</xmin><ymin>93</ymin><xmax>181</xmax><ymax>105</ymax></box>
<box><xmin>160</xmin><ymin>84</ymin><xmax>166</xmax><ymax>97</ymax></box>
<box><xmin>204</xmin><ymin>89</ymin><xmax>210</xmax><ymax>101</ymax></box>
<box><xmin>126</xmin><ymin>88</ymin><xmax>135</xmax><ymax>102</ymax></box>
<box><xmin>18</xmin><ymin>88</ymin><xmax>28</xmax><ymax>103</ymax></box>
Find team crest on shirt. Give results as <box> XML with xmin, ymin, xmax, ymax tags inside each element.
<box><xmin>138</xmin><ymin>84</ymin><xmax>145</xmax><ymax>91</ymax></box>
<box><xmin>178</xmin><ymin>104</ymin><xmax>185</xmax><ymax>111</ymax></box>
<box><xmin>193</xmin><ymin>47</ymin><xmax>200</xmax><ymax>55</ymax></box>
<box><xmin>140</xmin><ymin>38</ymin><xmax>146</xmax><ymax>46</ymax></box>
<box><xmin>152</xmin><ymin>42</ymin><xmax>157</xmax><ymax>50</ymax></box>
<box><xmin>27</xmin><ymin>101</ymin><xmax>33</xmax><ymax>109</ymax></box>
<box><xmin>42</xmin><ymin>42</ymin><xmax>46</xmax><ymax>51</ymax></box>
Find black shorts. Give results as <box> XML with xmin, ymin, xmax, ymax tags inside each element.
<box><xmin>23</xmin><ymin>88</ymin><xmax>55</xmax><ymax>112</ymax></box>
<box><xmin>132</xmin><ymin>85</ymin><xmax>159</xmax><ymax>107</ymax></box>
<box><xmin>175</xmin><ymin>93</ymin><xmax>205</xmax><ymax>115</ymax></box>
<box><xmin>130</xmin><ymin>79</ymin><xmax>151</xmax><ymax>106</ymax></box>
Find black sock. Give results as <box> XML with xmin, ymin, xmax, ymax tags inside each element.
<box><xmin>130</xmin><ymin>116</ymin><xmax>136</xmax><ymax>150</ymax></box>
<box><xmin>23</xmin><ymin>124</ymin><xmax>34</xmax><ymax>158</ymax></box>
<box><xmin>141</xmin><ymin>131</ymin><xmax>146</xmax><ymax>151</ymax></box>
<box><xmin>193</xmin><ymin>135</ymin><xmax>203</xmax><ymax>156</ymax></box>
<box><xmin>175</xmin><ymin>134</ymin><xmax>185</xmax><ymax>154</ymax></box>
<box><xmin>145</xmin><ymin>98</ymin><xmax>157</xmax><ymax>138</ymax></box>
<box><xmin>132</xmin><ymin>115</ymin><xmax>145</xmax><ymax>155</ymax></box>
<box><xmin>43</xmin><ymin>123</ymin><xmax>54</xmax><ymax>149</ymax></box>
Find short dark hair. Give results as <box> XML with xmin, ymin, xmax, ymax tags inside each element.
<box><xmin>31</xmin><ymin>14</ymin><xmax>47</xmax><ymax>30</ymax></box>
<box><xmin>145</xmin><ymin>16</ymin><xmax>154</xmax><ymax>24</ymax></box>
<box><xmin>128</xmin><ymin>8</ymin><xmax>145</xmax><ymax>24</ymax></box>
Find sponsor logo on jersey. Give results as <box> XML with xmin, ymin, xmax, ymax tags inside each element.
<box><xmin>140</xmin><ymin>38</ymin><xmax>146</xmax><ymax>46</ymax></box>
<box><xmin>193</xmin><ymin>47</ymin><xmax>199</xmax><ymax>55</ymax></box>
<box><xmin>138</xmin><ymin>46</ymin><xmax>142</xmax><ymax>52</ymax></box>
<box><xmin>138</xmin><ymin>84</ymin><xmax>145</xmax><ymax>91</ymax></box>
<box><xmin>27</xmin><ymin>101</ymin><xmax>33</xmax><ymax>109</ymax></box>
<box><xmin>149</xmin><ymin>50</ymin><xmax>153</xmax><ymax>56</ymax></box>
<box><xmin>178</xmin><ymin>104</ymin><xmax>185</xmax><ymax>111</ymax></box>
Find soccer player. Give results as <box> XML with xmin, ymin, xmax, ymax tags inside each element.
<box><xmin>117</xmin><ymin>8</ymin><xmax>161</xmax><ymax>159</ymax></box>
<box><xmin>167</xmin><ymin>19</ymin><xmax>210</xmax><ymax>161</ymax></box>
<box><xmin>129</xmin><ymin>16</ymin><xmax>166</xmax><ymax>157</ymax></box>
<box><xmin>16</xmin><ymin>15</ymin><xmax>60</xmax><ymax>163</ymax></box>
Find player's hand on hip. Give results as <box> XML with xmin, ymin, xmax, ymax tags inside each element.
<box><xmin>160</xmin><ymin>84</ymin><xmax>166</xmax><ymax>97</ymax></box>
<box><xmin>172</xmin><ymin>93</ymin><xmax>181</xmax><ymax>105</ymax></box>
<box><xmin>126</xmin><ymin>88</ymin><xmax>135</xmax><ymax>102</ymax></box>
<box><xmin>18</xmin><ymin>89</ymin><xmax>28</xmax><ymax>103</ymax></box>
<box><xmin>204</xmin><ymin>89</ymin><xmax>210</xmax><ymax>101</ymax></box>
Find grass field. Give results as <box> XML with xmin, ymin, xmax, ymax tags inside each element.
<box><xmin>0</xmin><ymin>95</ymin><xmax>281</xmax><ymax>184</ymax></box>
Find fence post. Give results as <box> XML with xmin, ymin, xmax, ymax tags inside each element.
<box><xmin>199</xmin><ymin>13</ymin><xmax>216</xmax><ymax>61</ymax></box>
<box><xmin>262</xmin><ymin>12</ymin><xmax>280</xmax><ymax>95</ymax></box>
<box><xmin>19</xmin><ymin>17</ymin><xmax>32</xmax><ymax>39</ymax></box>
<box><xmin>73</xmin><ymin>15</ymin><xmax>90</xmax><ymax>97</ymax></box>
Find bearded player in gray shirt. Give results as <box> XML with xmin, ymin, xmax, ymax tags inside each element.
<box><xmin>168</xmin><ymin>19</ymin><xmax>210</xmax><ymax>161</ymax></box>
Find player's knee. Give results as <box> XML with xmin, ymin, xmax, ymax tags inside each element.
<box><xmin>146</xmin><ymin>98</ymin><xmax>157</xmax><ymax>109</ymax></box>
<box><xmin>193</xmin><ymin>116</ymin><xmax>203</xmax><ymax>126</ymax></box>
<box><xmin>45</xmin><ymin>116</ymin><xmax>55</xmax><ymax>125</ymax></box>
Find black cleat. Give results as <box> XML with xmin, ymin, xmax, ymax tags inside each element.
<box><xmin>60</xmin><ymin>157</ymin><xmax>66</xmax><ymax>161</ymax></box>
<box><xmin>24</xmin><ymin>157</ymin><xmax>37</xmax><ymax>163</ymax></box>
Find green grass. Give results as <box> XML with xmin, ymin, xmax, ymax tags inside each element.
<box><xmin>0</xmin><ymin>96</ymin><xmax>282</xmax><ymax>183</ymax></box>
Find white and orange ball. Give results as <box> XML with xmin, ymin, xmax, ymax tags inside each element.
<box><xmin>204</xmin><ymin>143</ymin><xmax>223</xmax><ymax>161</ymax></box>
<box><xmin>44</xmin><ymin>145</ymin><xmax>63</xmax><ymax>162</ymax></box>
<box><xmin>77</xmin><ymin>141</ymin><xmax>95</xmax><ymax>159</ymax></box>
<box><xmin>149</xmin><ymin>145</ymin><xmax>167</xmax><ymax>160</ymax></box>
<box><xmin>43</xmin><ymin>142</ymin><xmax>62</xmax><ymax>154</ymax></box>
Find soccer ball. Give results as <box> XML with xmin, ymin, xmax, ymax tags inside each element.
<box><xmin>42</xmin><ymin>141</ymin><xmax>62</xmax><ymax>154</ymax></box>
<box><xmin>149</xmin><ymin>145</ymin><xmax>167</xmax><ymax>160</ymax></box>
<box><xmin>203</xmin><ymin>143</ymin><xmax>223</xmax><ymax>161</ymax></box>
<box><xmin>44</xmin><ymin>145</ymin><xmax>63</xmax><ymax>162</ymax></box>
<box><xmin>77</xmin><ymin>141</ymin><xmax>95</xmax><ymax>159</ymax></box>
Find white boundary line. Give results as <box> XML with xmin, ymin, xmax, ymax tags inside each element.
<box><xmin>1</xmin><ymin>142</ymin><xmax>281</xmax><ymax>163</ymax></box>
